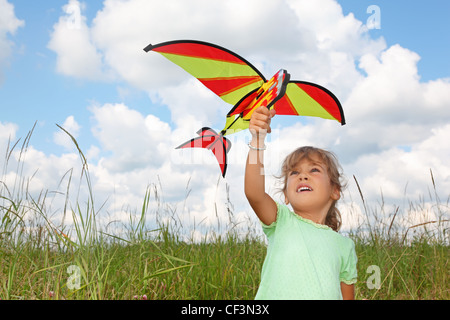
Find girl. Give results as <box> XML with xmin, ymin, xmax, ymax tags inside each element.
<box><xmin>245</xmin><ymin>106</ymin><xmax>357</xmax><ymax>300</ymax></box>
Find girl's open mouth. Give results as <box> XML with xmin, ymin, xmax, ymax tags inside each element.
<box><xmin>297</xmin><ymin>185</ymin><xmax>313</xmax><ymax>192</ymax></box>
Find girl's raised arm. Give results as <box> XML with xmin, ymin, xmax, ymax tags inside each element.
<box><xmin>244</xmin><ymin>106</ymin><xmax>277</xmax><ymax>225</ymax></box>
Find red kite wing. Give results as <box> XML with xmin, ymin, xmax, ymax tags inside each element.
<box><xmin>274</xmin><ymin>81</ymin><xmax>345</xmax><ymax>125</ymax></box>
<box><xmin>144</xmin><ymin>40</ymin><xmax>266</xmax><ymax>106</ymax></box>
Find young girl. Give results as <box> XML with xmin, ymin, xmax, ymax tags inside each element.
<box><xmin>245</xmin><ymin>106</ymin><xmax>357</xmax><ymax>300</ymax></box>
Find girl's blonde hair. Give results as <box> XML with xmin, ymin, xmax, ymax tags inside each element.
<box><xmin>279</xmin><ymin>146</ymin><xmax>346</xmax><ymax>232</ymax></box>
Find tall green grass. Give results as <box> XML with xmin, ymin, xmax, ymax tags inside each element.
<box><xmin>0</xmin><ymin>126</ymin><xmax>448</xmax><ymax>300</ymax></box>
<box><xmin>350</xmin><ymin>175</ymin><xmax>449</xmax><ymax>299</ymax></box>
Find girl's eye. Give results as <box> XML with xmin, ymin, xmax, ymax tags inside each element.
<box><xmin>311</xmin><ymin>168</ymin><xmax>320</xmax><ymax>173</ymax></box>
<box><xmin>290</xmin><ymin>170</ymin><xmax>299</xmax><ymax>176</ymax></box>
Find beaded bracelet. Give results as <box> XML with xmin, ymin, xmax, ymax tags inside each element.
<box><xmin>248</xmin><ymin>142</ymin><xmax>266</xmax><ymax>151</ymax></box>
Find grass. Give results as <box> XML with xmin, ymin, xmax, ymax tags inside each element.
<box><xmin>0</xmin><ymin>125</ymin><xmax>448</xmax><ymax>300</ymax></box>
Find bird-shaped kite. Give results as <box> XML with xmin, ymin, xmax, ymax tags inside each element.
<box><xmin>144</xmin><ymin>40</ymin><xmax>345</xmax><ymax>177</ymax></box>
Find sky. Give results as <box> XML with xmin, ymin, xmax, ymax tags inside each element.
<box><xmin>0</xmin><ymin>0</ymin><xmax>449</xmax><ymax>239</ymax></box>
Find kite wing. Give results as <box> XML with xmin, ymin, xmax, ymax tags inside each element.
<box><xmin>144</xmin><ymin>40</ymin><xmax>266</xmax><ymax>106</ymax></box>
<box><xmin>224</xmin><ymin>74</ymin><xmax>344</xmax><ymax>134</ymax></box>
<box><xmin>175</xmin><ymin>127</ymin><xmax>231</xmax><ymax>177</ymax></box>
<box><xmin>273</xmin><ymin>81</ymin><xmax>345</xmax><ymax>125</ymax></box>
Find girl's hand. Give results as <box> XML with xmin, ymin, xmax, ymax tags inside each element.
<box><xmin>249</xmin><ymin>106</ymin><xmax>276</xmax><ymax>141</ymax></box>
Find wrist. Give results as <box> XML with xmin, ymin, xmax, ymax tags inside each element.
<box><xmin>248</xmin><ymin>142</ymin><xmax>266</xmax><ymax>151</ymax></box>
<box><xmin>249</xmin><ymin>137</ymin><xmax>266</xmax><ymax>150</ymax></box>
<box><xmin>251</xmin><ymin>135</ymin><xmax>265</xmax><ymax>144</ymax></box>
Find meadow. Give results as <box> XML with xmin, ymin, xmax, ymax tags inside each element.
<box><xmin>0</xmin><ymin>127</ymin><xmax>448</xmax><ymax>300</ymax></box>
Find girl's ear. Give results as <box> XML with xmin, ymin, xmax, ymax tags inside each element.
<box><xmin>284</xmin><ymin>192</ymin><xmax>289</xmax><ymax>205</ymax></box>
<box><xmin>331</xmin><ymin>185</ymin><xmax>340</xmax><ymax>201</ymax></box>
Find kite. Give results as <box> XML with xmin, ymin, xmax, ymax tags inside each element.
<box><xmin>144</xmin><ymin>40</ymin><xmax>345</xmax><ymax>177</ymax></box>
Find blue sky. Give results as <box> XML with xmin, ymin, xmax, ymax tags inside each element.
<box><xmin>339</xmin><ymin>0</ymin><xmax>450</xmax><ymax>81</ymax></box>
<box><xmin>1</xmin><ymin>0</ymin><xmax>449</xmax><ymax>234</ymax></box>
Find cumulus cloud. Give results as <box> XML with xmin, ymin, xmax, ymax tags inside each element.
<box><xmin>286</xmin><ymin>0</ymin><xmax>385</xmax><ymax>93</ymax></box>
<box><xmin>337</xmin><ymin>44</ymin><xmax>450</xmax><ymax>167</ymax></box>
<box><xmin>347</xmin><ymin>45</ymin><xmax>450</xmax><ymax>126</ymax></box>
<box><xmin>0</xmin><ymin>0</ymin><xmax>24</xmax><ymax>83</ymax></box>
<box><xmin>47</xmin><ymin>0</ymin><xmax>109</xmax><ymax>80</ymax></box>
<box><xmin>90</xmin><ymin>103</ymin><xmax>172</xmax><ymax>172</ymax></box>
<box><xmin>47</xmin><ymin>0</ymin><xmax>384</xmax><ymax>92</ymax></box>
<box><xmin>88</xmin><ymin>0</ymin><xmax>312</xmax><ymax>89</ymax></box>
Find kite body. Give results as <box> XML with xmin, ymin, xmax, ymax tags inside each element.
<box><xmin>144</xmin><ymin>40</ymin><xmax>345</xmax><ymax>177</ymax></box>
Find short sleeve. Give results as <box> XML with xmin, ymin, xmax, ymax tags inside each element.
<box><xmin>339</xmin><ymin>239</ymin><xmax>358</xmax><ymax>284</ymax></box>
<box><xmin>260</xmin><ymin>202</ymin><xmax>285</xmax><ymax>238</ymax></box>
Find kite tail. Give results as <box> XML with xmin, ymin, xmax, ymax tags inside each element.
<box><xmin>175</xmin><ymin>127</ymin><xmax>232</xmax><ymax>177</ymax></box>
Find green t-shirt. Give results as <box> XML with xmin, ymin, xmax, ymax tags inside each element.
<box><xmin>255</xmin><ymin>203</ymin><xmax>357</xmax><ymax>300</ymax></box>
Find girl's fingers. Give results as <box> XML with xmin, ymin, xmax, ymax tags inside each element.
<box><xmin>269</xmin><ymin>108</ymin><xmax>276</xmax><ymax>118</ymax></box>
<box><xmin>252</xmin><ymin>110</ymin><xmax>272</xmax><ymax>123</ymax></box>
<box><xmin>250</xmin><ymin>119</ymin><xmax>271</xmax><ymax>134</ymax></box>
<box><xmin>249</xmin><ymin>106</ymin><xmax>276</xmax><ymax>136</ymax></box>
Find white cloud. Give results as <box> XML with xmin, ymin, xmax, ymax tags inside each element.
<box><xmin>345</xmin><ymin>123</ymin><xmax>450</xmax><ymax>203</ymax></box>
<box><xmin>347</xmin><ymin>45</ymin><xmax>450</xmax><ymax>126</ymax></box>
<box><xmin>90</xmin><ymin>103</ymin><xmax>172</xmax><ymax>172</ymax></box>
<box><xmin>47</xmin><ymin>0</ymin><xmax>385</xmax><ymax>93</ymax></box>
<box><xmin>47</xmin><ymin>0</ymin><xmax>109</xmax><ymax>80</ymax></box>
<box><xmin>0</xmin><ymin>0</ymin><xmax>23</xmax><ymax>32</ymax></box>
<box><xmin>0</xmin><ymin>0</ymin><xmax>24</xmax><ymax>83</ymax></box>
<box><xmin>156</xmin><ymin>79</ymin><xmax>224</xmax><ymax>130</ymax></box>
<box><xmin>333</xmin><ymin>43</ymin><xmax>450</xmax><ymax>173</ymax></box>
<box><xmin>88</xmin><ymin>0</ymin><xmax>312</xmax><ymax>90</ymax></box>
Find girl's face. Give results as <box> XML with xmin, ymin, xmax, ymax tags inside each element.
<box><xmin>284</xmin><ymin>155</ymin><xmax>340</xmax><ymax>220</ymax></box>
